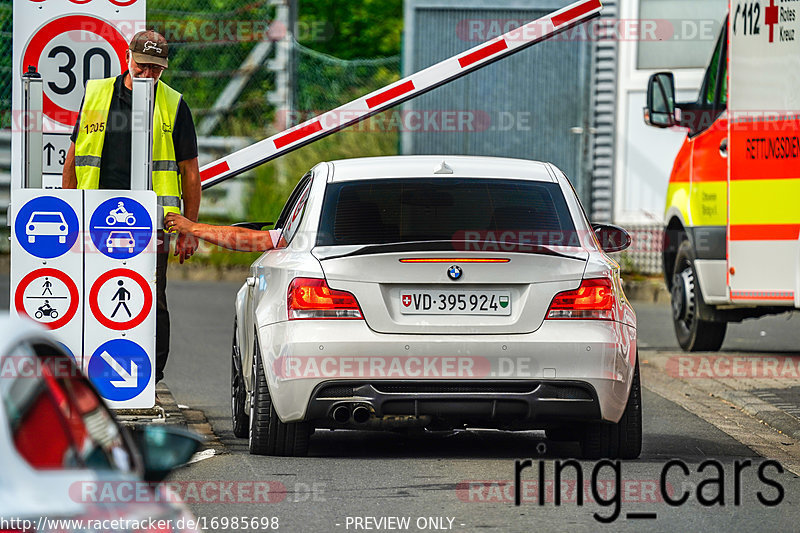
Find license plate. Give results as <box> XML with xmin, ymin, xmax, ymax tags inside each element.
<box><xmin>399</xmin><ymin>290</ymin><xmax>511</xmax><ymax>315</ymax></box>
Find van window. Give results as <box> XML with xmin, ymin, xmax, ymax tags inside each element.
<box><xmin>704</xmin><ymin>26</ymin><xmax>727</xmax><ymax>107</ymax></box>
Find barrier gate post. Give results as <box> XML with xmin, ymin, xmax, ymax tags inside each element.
<box><xmin>21</xmin><ymin>66</ymin><xmax>42</xmax><ymax>189</ymax></box>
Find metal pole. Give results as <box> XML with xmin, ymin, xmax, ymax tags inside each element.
<box><xmin>22</xmin><ymin>66</ymin><xmax>43</xmax><ymax>189</ymax></box>
<box><xmin>130</xmin><ymin>76</ymin><xmax>154</xmax><ymax>191</ymax></box>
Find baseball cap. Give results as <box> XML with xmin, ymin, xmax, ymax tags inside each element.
<box><xmin>129</xmin><ymin>30</ymin><xmax>168</xmax><ymax>69</ymax></box>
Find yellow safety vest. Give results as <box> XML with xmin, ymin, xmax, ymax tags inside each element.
<box><xmin>74</xmin><ymin>77</ymin><xmax>183</xmax><ymax>216</ymax></box>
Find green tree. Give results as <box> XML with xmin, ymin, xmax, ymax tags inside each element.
<box><xmin>299</xmin><ymin>0</ymin><xmax>403</xmax><ymax>58</ymax></box>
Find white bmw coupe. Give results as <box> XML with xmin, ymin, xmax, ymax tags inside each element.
<box><xmin>231</xmin><ymin>156</ymin><xmax>640</xmax><ymax>459</ymax></box>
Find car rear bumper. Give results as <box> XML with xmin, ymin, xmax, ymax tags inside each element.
<box><xmin>304</xmin><ymin>379</ymin><xmax>602</xmax><ymax>430</ymax></box>
<box><xmin>257</xmin><ymin>319</ymin><xmax>636</xmax><ymax>425</ymax></box>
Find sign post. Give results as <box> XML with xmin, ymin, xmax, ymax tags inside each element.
<box><xmin>21</xmin><ymin>66</ymin><xmax>43</xmax><ymax>189</ymax></box>
<box><xmin>10</xmin><ymin>0</ymin><xmax>156</xmax><ymax>408</ymax></box>
<box><xmin>11</xmin><ymin>0</ymin><xmax>145</xmax><ymax>188</ymax></box>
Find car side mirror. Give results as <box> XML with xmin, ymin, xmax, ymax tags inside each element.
<box><xmin>644</xmin><ymin>72</ymin><xmax>676</xmax><ymax>128</ymax></box>
<box><xmin>592</xmin><ymin>224</ymin><xmax>632</xmax><ymax>253</ymax></box>
<box><xmin>128</xmin><ymin>425</ymin><xmax>204</xmax><ymax>482</ymax></box>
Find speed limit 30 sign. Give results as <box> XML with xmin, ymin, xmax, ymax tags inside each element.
<box><xmin>11</xmin><ymin>0</ymin><xmax>145</xmax><ymax>188</ymax></box>
<box><xmin>22</xmin><ymin>15</ymin><xmax>129</xmax><ymax>127</ymax></box>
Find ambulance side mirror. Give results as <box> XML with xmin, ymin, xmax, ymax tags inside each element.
<box><xmin>645</xmin><ymin>72</ymin><xmax>676</xmax><ymax>128</ymax></box>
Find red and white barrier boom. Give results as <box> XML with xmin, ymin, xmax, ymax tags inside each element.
<box><xmin>199</xmin><ymin>0</ymin><xmax>603</xmax><ymax>189</ymax></box>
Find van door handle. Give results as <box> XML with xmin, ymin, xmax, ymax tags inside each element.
<box><xmin>719</xmin><ymin>138</ymin><xmax>728</xmax><ymax>158</ymax></box>
<box><xmin>246</xmin><ymin>276</ymin><xmax>256</xmax><ymax>287</ymax></box>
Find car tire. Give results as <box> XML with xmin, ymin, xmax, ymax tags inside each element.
<box><xmin>28</xmin><ymin>236</ymin><xmax>35</xmax><ymax>243</ymax></box>
<box><xmin>616</xmin><ymin>359</ymin><xmax>643</xmax><ymax>460</ymax></box>
<box><xmin>249</xmin><ymin>336</ymin><xmax>310</xmax><ymax>456</ymax></box>
<box><xmin>231</xmin><ymin>319</ymin><xmax>249</xmax><ymax>438</ymax></box>
<box><xmin>581</xmin><ymin>360</ymin><xmax>642</xmax><ymax>460</ymax></box>
<box><xmin>671</xmin><ymin>240</ymin><xmax>727</xmax><ymax>351</ymax></box>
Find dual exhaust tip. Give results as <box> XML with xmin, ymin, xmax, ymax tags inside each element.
<box><xmin>331</xmin><ymin>404</ymin><xmax>371</xmax><ymax>424</ymax></box>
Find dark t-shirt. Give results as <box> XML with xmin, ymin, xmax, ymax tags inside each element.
<box><xmin>71</xmin><ymin>72</ymin><xmax>198</xmax><ymax>189</ymax></box>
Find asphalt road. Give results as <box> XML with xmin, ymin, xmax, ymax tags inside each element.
<box><xmin>2</xmin><ymin>273</ymin><xmax>800</xmax><ymax>531</ymax></box>
<box><xmin>160</xmin><ymin>280</ymin><xmax>800</xmax><ymax>533</ymax></box>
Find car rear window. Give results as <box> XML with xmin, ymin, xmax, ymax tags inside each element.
<box><xmin>316</xmin><ymin>178</ymin><xmax>577</xmax><ymax>247</ymax></box>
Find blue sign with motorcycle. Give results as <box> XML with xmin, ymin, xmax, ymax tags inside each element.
<box><xmin>89</xmin><ymin>197</ymin><xmax>153</xmax><ymax>259</ymax></box>
<box><xmin>87</xmin><ymin>339</ymin><xmax>151</xmax><ymax>402</ymax></box>
<box><xmin>13</xmin><ymin>196</ymin><xmax>80</xmax><ymax>259</ymax></box>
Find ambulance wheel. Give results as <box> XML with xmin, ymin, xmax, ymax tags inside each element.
<box><xmin>671</xmin><ymin>240</ymin><xmax>727</xmax><ymax>351</ymax></box>
<box><xmin>249</xmin><ymin>336</ymin><xmax>310</xmax><ymax>456</ymax></box>
<box><xmin>230</xmin><ymin>319</ymin><xmax>249</xmax><ymax>438</ymax></box>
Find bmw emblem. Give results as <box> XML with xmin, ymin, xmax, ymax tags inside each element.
<box><xmin>447</xmin><ymin>265</ymin><xmax>462</xmax><ymax>281</ymax></box>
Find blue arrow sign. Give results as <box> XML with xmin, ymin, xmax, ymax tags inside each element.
<box><xmin>13</xmin><ymin>196</ymin><xmax>79</xmax><ymax>259</ymax></box>
<box><xmin>87</xmin><ymin>339</ymin><xmax>151</xmax><ymax>401</ymax></box>
<box><xmin>89</xmin><ymin>197</ymin><xmax>153</xmax><ymax>259</ymax></box>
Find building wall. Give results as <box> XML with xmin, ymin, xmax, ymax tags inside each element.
<box><xmin>402</xmin><ymin>0</ymin><xmax>596</xmax><ymax>209</ymax></box>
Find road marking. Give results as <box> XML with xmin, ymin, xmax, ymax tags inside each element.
<box><xmin>187</xmin><ymin>448</ymin><xmax>216</xmax><ymax>465</ymax></box>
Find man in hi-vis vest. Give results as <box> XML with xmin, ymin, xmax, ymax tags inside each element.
<box><xmin>62</xmin><ymin>30</ymin><xmax>201</xmax><ymax>384</ymax></box>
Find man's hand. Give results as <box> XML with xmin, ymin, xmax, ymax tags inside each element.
<box><xmin>175</xmin><ymin>233</ymin><xmax>199</xmax><ymax>264</ymax></box>
<box><xmin>165</xmin><ymin>212</ymin><xmax>194</xmax><ymax>234</ymax></box>
<box><xmin>165</xmin><ymin>212</ymin><xmax>198</xmax><ymax>264</ymax></box>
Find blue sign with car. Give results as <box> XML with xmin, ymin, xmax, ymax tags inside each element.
<box><xmin>13</xmin><ymin>196</ymin><xmax>79</xmax><ymax>259</ymax></box>
<box><xmin>87</xmin><ymin>339</ymin><xmax>151</xmax><ymax>401</ymax></box>
<box><xmin>89</xmin><ymin>197</ymin><xmax>153</xmax><ymax>259</ymax></box>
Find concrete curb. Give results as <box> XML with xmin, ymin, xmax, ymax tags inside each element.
<box><xmin>115</xmin><ymin>382</ymin><xmax>186</xmax><ymax>427</ymax></box>
<box><xmin>713</xmin><ymin>388</ymin><xmax>800</xmax><ymax>443</ymax></box>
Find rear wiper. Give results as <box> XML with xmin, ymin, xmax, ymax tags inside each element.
<box><xmin>316</xmin><ymin>240</ymin><xmax>586</xmax><ymax>260</ymax></box>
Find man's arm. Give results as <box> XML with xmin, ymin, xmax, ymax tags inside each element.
<box><xmin>178</xmin><ymin>157</ymin><xmax>200</xmax><ymax>222</ymax></box>
<box><xmin>174</xmin><ymin>157</ymin><xmax>201</xmax><ymax>263</ymax></box>
<box><xmin>62</xmin><ymin>142</ymin><xmax>77</xmax><ymax>189</ymax></box>
<box><xmin>164</xmin><ymin>213</ymin><xmax>275</xmax><ymax>252</ymax></box>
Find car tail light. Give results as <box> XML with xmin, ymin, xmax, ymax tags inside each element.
<box><xmin>288</xmin><ymin>277</ymin><xmax>363</xmax><ymax>320</ymax></box>
<box><xmin>546</xmin><ymin>278</ymin><xmax>616</xmax><ymax>321</ymax></box>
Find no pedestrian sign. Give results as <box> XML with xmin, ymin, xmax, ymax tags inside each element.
<box><xmin>89</xmin><ymin>268</ymin><xmax>153</xmax><ymax>330</ymax></box>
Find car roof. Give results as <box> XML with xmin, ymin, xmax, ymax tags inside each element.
<box><xmin>325</xmin><ymin>155</ymin><xmax>557</xmax><ymax>183</ymax></box>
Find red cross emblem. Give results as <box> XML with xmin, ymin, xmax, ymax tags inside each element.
<box><xmin>402</xmin><ymin>295</ymin><xmax>412</xmax><ymax>307</ymax></box>
<box><xmin>765</xmin><ymin>0</ymin><xmax>779</xmax><ymax>43</ymax></box>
